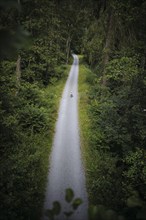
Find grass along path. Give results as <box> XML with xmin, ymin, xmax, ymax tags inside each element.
<box><xmin>78</xmin><ymin>56</ymin><xmax>91</xmax><ymax>166</ymax></box>
<box><xmin>78</xmin><ymin>56</ymin><xmax>95</xmax><ymax>203</ymax></box>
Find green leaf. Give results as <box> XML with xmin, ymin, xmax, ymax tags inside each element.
<box><xmin>52</xmin><ymin>201</ymin><xmax>61</xmax><ymax>215</ymax></box>
<box><xmin>72</xmin><ymin>198</ymin><xmax>83</xmax><ymax>210</ymax></box>
<box><xmin>65</xmin><ymin>188</ymin><xmax>74</xmax><ymax>203</ymax></box>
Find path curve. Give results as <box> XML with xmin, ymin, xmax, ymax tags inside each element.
<box><xmin>43</xmin><ymin>55</ymin><xmax>88</xmax><ymax>220</ymax></box>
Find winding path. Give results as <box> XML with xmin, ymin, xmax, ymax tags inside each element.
<box><xmin>43</xmin><ymin>55</ymin><xmax>88</xmax><ymax>220</ymax></box>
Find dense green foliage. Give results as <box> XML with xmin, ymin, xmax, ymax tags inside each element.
<box><xmin>80</xmin><ymin>0</ymin><xmax>146</xmax><ymax>219</ymax></box>
<box><xmin>0</xmin><ymin>1</ymin><xmax>74</xmax><ymax>219</ymax></box>
<box><xmin>0</xmin><ymin>0</ymin><xmax>95</xmax><ymax>219</ymax></box>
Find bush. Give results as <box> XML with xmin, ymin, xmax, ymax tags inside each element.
<box><xmin>123</xmin><ymin>148</ymin><xmax>146</xmax><ymax>200</ymax></box>
<box><xmin>18</xmin><ymin>104</ymin><xmax>49</xmax><ymax>133</ymax></box>
<box><xmin>87</xmin><ymin>152</ymin><xmax>124</xmax><ymax>210</ymax></box>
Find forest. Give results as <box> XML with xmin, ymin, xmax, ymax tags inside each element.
<box><xmin>0</xmin><ymin>0</ymin><xmax>146</xmax><ymax>220</ymax></box>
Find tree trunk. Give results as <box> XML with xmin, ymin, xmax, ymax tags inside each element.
<box><xmin>66</xmin><ymin>36</ymin><xmax>71</xmax><ymax>64</ymax></box>
<box><xmin>15</xmin><ymin>55</ymin><xmax>21</xmax><ymax>95</ymax></box>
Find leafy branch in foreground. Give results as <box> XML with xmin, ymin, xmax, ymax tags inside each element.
<box><xmin>45</xmin><ymin>188</ymin><xmax>82</xmax><ymax>220</ymax></box>
<box><xmin>45</xmin><ymin>188</ymin><xmax>146</xmax><ymax>220</ymax></box>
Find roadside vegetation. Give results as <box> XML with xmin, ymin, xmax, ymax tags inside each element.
<box><xmin>0</xmin><ymin>1</ymin><xmax>73</xmax><ymax>219</ymax></box>
<box><xmin>0</xmin><ymin>62</ymin><xmax>69</xmax><ymax>220</ymax></box>
<box><xmin>78</xmin><ymin>55</ymin><xmax>92</xmax><ymax>166</ymax></box>
<box><xmin>78</xmin><ymin>0</ymin><xmax>146</xmax><ymax>219</ymax></box>
<box><xmin>78</xmin><ymin>55</ymin><xmax>146</xmax><ymax>220</ymax></box>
